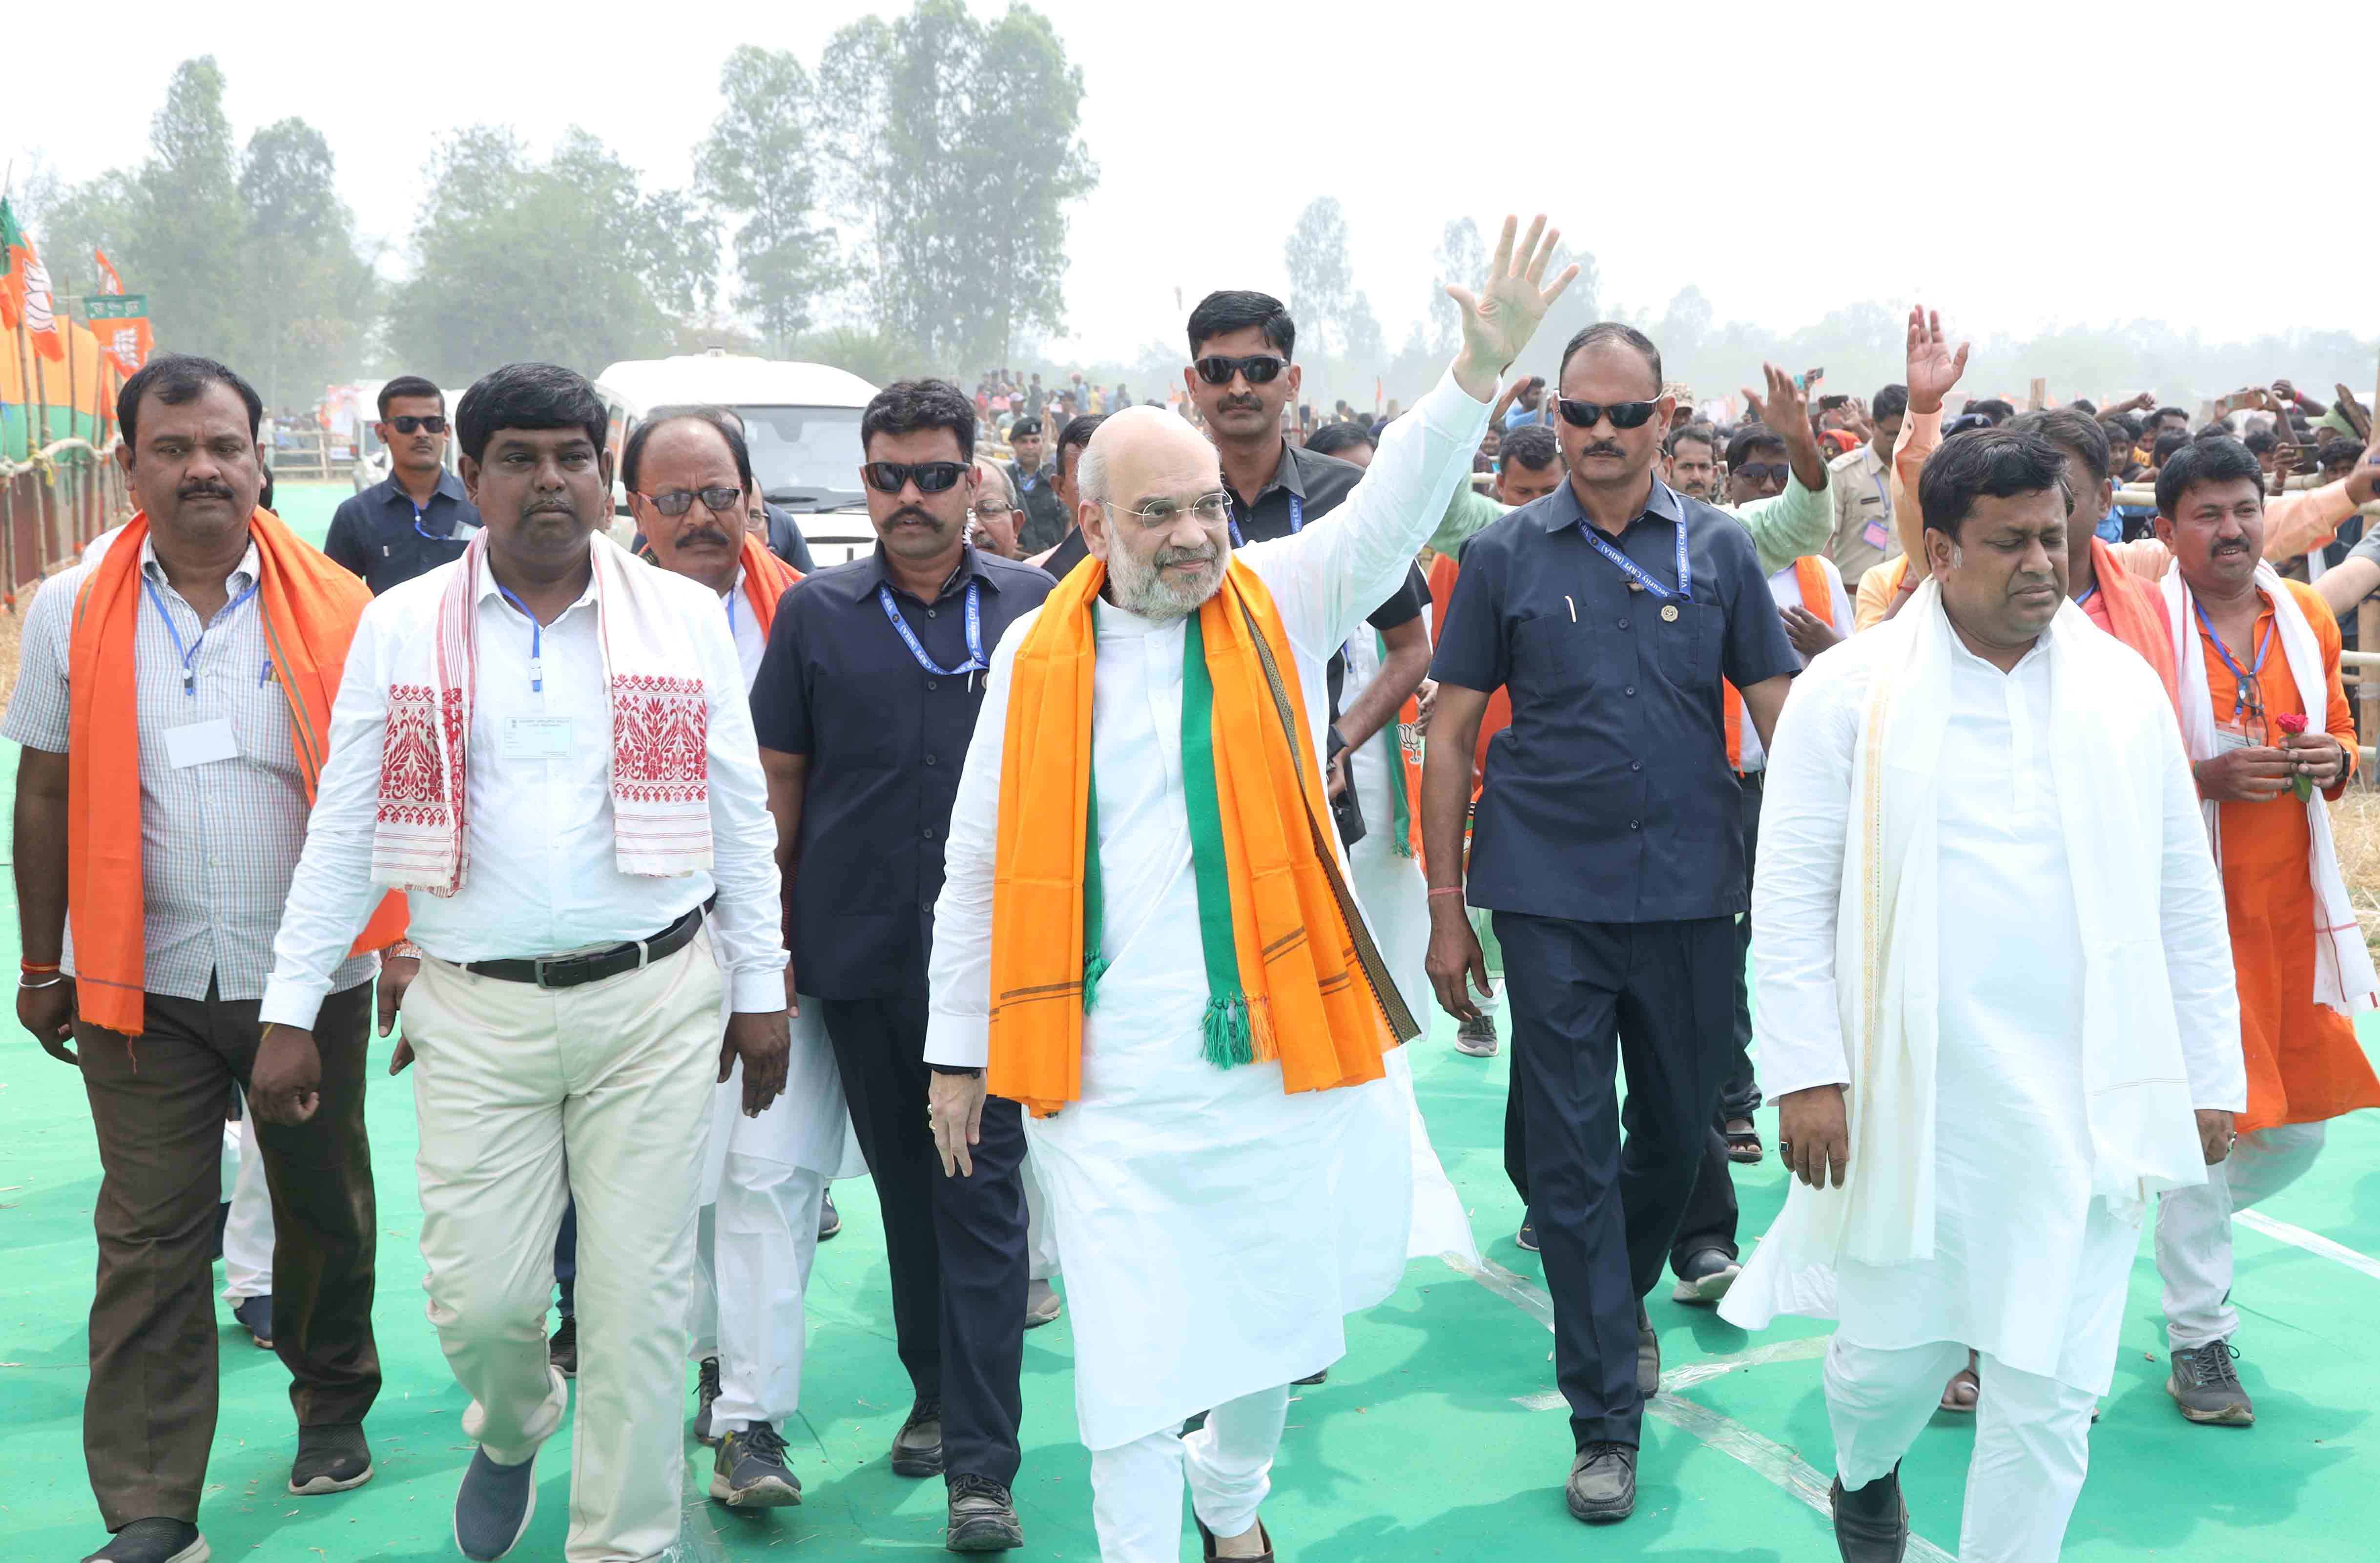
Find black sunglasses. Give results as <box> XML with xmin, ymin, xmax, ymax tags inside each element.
<box><xmin>1193</xmin><ymin>354</ymin><xmax>1287</xmax><ymax>387</ymax></box>
<box><xmin>389</xmin><ymin>415</ymin><xmax>448</xmax><ymax>435</ymax></box>
<box><xmin>1731</xmin><ymin>462</ymin><xmax>1792</xmax><ymax>485</ymax></box>
<box><xmin>862</xmin><ymin>460</ymin><xmax>970</xmax><ymax>495</ymax></box>
<box><xmin>1555</xmin><ymin>398</ymin><xmax>1661</xmax><ymax>431</ymax></box>
<box><xmin>640</xmin><ymin>485</ymin><xmax>744</xmax><ymax>517</ymax></box>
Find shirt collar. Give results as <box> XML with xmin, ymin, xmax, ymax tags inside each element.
<box><xmin>1546</xmin><ymin>473</ymin><xmax>1682</xmax><ymax>535</ymax></box>
<box><xmin>381</xmin><ymin>469</ymin><xmax>468</xmax><ymax>513</ymax></box>
<box><xmin>140</xmin><ymin>533</ymin><xmax>262</xmax><ymax>594</ymax></box>
<box><xmin>475</xmin><ymin>546</ymin><xmax>599</xmax><ymax>614</ymax></box>
<box><xmin>866</xmin><ymin>541</ymin><xmax>998</xmax><ymax>599</ymax></box>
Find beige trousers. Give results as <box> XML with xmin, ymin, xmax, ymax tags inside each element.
<box><xmin>406</xmin><ymin>931</ymin><xmax>725</xmax><ymax>1563</ymax></box>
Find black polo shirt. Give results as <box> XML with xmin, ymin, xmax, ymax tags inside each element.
<box><xmin>1432</xmin><ymin>476</ymin><xmax>1798</xmax><ymax>924</ymax></box>
<box><xmin>1011</xmin><ymin>461</ymin><xmax>1071</xmax><ymax>556</ymax></box>
<box><xmin>751</xmin><ymin>543</ymin><xmax>1055</xmax><ymax>998</ymax></box>
<box><xmin>323</xmin><ymin>471</ymin><xmax>478</xmax><ymax>594</ymax></box>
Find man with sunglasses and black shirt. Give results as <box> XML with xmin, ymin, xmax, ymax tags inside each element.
<box><xmin>1423</xmin><ymin>322</ymin><xmax>1801</xmax><ymax>1527</ymax></box>
<box><xmin>324</xmin><ymin>375</ymin><xmax>479</xmax><ymax>594</ymax></box>
<box><xmin>749</xmin><ymin>378</ymin><xmax>1053</xmax><ymax>1553</ymax></box>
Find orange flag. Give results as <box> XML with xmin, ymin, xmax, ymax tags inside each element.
<box><xmin>0</xmin><ymin>197</ymin><xmax>65</xmax><ymax>362</ymax></box>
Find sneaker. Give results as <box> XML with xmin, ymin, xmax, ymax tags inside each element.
<box><xmin>1453</xmin><ymin>1013</ymin><xmax>1500</xmax><ymax>1057</ymax></box>
<box><xmin>1515</xmin><ymin>1212</ymin><xmax>1539</xmax><ymax>1252</ymax></box>
<box><xmin>81</xmin><ymin>1518</ymin><xmax>208</xmax><ymax>1563</ymax></box>
<box><xmin>1830</xmin><ymin>1464</ymin><xmax>1908</xmax><ymax>1562</ymax></box>
<box><xmin>1565</xmin><ymin>1442</ymin><xmax>1635</xmax><ymax>1523</ymax></box>
<box><xmin>1635</xmin><ymin>1302</ymin><xmax>1661</xmax><ymax>1397</ymax></box>
<box><xmin>1024</xmin><ymin>1278</ymin><xmax>1063</xmax><ymax>1329</ymax></box>
<box><xmin>2167</xmin><ymin>1339</ymin><xmax>2254</xmax><ymax>1426</ymax></box>
<box><xmin>711</xmin><ymin>1420</ymin><xmax>802</xmax><ymax>1508</ymax></box>
<box><xmin>693</xmin><ymin>1356</ymin><xmax>724</xmax><ymax>1447</ymax></box>
<box><xmin>818</xmin><ymin>1189</ymin><xmax>842</xmax><ymax>1242</ymax></box>
<box><xmin>547</xmin><ymin>1315</ymin><xmax>577</xmax><ymax>1379</ymax></box>
<box><xmin>1670</xmin><ymin>1247</ymin><xmax>1740</xmax><ymax>1306</ymax></box>
<box><xmin>231</xmin><ymin>1294</ymin><xmax>273</xmax><ymax>1350</ymax></box>
<box><xmin>946</xmin><ymin>1473</ymin><xmax>1024</xmax><ymax>1552</ymax></box>
<box><xmin>890</xmin><ymin>1397</ymin><xmax>944</xmax><ymax>1477</ymax></box>
<box><xmin>1292</xmin><ymin>1368</ymin><xmax>1329</xmax><ymax>1386</ymax></box>
<box><xmin>453</xmin><ymin>1446</ymin><xmax>538</xmax><ymax>1562</ymax></box>
<box><xmin>288</xmin><ymin>1421</ymin><xmax>373</xmax><ymax>1495</ymax></box>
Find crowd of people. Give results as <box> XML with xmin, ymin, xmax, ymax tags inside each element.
<box><xmin>13</xmin><ymin>210</ymin><xmax>2380</xmax><ymax>1563</ymax></box>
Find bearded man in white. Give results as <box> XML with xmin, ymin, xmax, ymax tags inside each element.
<box><xmin>926</xmin><ymin>218</ymin><xmax>1573</xmax><ymax>1562</ymax></box>
<box><xmin>1720</xmin><ymin>428</ymin><xmax>2244</xmax><ymax>1563</ymax></box>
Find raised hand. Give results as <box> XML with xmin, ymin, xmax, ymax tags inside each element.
<box><xmin>1743</xmin><ymin>364</ymin><xmax>1827</xmax><ymax>490</ymax></box>
<box><xmin>1905</xmin><ymin>305</ymin><xmax>1971</xmax><ymax>416</ymax></box>
<box><xmin>1445</xmin><ymin>214</ymin><xmax>1579</xmax><ymax>400</ymax></box>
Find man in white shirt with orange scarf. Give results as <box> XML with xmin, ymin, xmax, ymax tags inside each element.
<box><xmin>926</xmin><ymin>218</ymin><xmax>1573</xmax><ymax>1562</ymax></box>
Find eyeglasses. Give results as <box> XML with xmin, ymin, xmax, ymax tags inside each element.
<box><xmin>1731</xmin><ymin>462</ymin><xmax>1792</xmax><ymax>485</ymax></box>
<box><xmin>1102</xmin><ymin>491</ymin><xmax>1233</xmax><ymax>529</ymax></box>
<box><xmin>862</xmin><ymin>460</ymin><xmax>969</xmax><ymax>495</ymax></box>
<box><xmin>969</xmin><ymin>499</ymin><xmax>1015</xmax><ymax>520</ymax></box>
<box><xmin>1193</xmin><ymin>354</ymin><xmax>1287</xmax><ymax>387</ymax></box>
<box><xmin>1555</xmin><ymin>398</ymin><xmax>1661</xmax><ymax>431</ymax></box>
<box><xmin>388</xmin><ymin>415</ymin><xmax>448</xmax><ymax>435</ymax></box>
<box><xmin>638</xmin><ymin>486</ymin><xmax>744</xmax><ymax>517</ymax></box>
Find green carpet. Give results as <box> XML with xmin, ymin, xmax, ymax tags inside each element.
<box><xmin>3</xmin><ymin>541</ymin><xmax>2378</xmax><ymax>1556</ymax></box>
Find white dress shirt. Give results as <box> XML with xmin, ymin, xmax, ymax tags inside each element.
<box><xmin>261</xmin><ymin>546</ymin><xmax>785</xmax><ymax>1027</ymax></box>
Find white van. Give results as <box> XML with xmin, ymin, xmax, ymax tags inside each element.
<box><xmin>593</xmin><ymin>351</ymin><xmax>880</xmax><ymax>565</ymax></box>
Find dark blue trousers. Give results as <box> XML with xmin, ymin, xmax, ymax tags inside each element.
<box><xmin>1494</xmin><ymin>912</ymin><xmax>1740</xmax><ymax>1450</ymax></box>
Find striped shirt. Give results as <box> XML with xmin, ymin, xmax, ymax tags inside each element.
<box><xmin>2</xmin><ymin>535</ymin><xmax>376</xmax><ymax>1002</ymax></box>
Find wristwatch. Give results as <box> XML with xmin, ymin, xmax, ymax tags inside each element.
<box><xmin>929</xmin><ymin>1064</ymin><xmax>984</xmax><ymax>1078</ymax></box>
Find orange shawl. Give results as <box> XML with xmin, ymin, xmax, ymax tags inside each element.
<box><xmin>69</xmin><ymin>511</ymin><xmax>408</xmax><ymax>1035</ymax></box>
<box><xmin>736</xmin><ymin>531</ymin><xmax>802</xmax><ymax>638</ymax></box>
<box><xmin>1725</xmin><ymin>556</ymin><xmax>1834</xmax><ymax>770</ymax></box>
<box><xmin>2084</xmin><ymin>535</ymin><xmax>2178</xmax><ymax>710</ymax></box>
<box><xmin>986</xmin><ymin>556</ymin><xmax>1403</xmax><ymax>1117</ymax></box>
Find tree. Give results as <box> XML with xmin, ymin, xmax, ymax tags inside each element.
<box><xmin>128</xmin><ymin>57</ymin><xmax>246</xmax><ymax>356</ymax></box>
<box><xmin>1282</xmin><ymin>197</ymin><xmax>1356</xmax><ymax>355</ymax></box>
<box><xmin>1428</xmin><ymin>218</ymin><xmax>1485</xmax><ymax>354</ymax></box>
<box><xmin>698</xmin><ymin>46</ymin><xmax>838</xmax><ymax>357</ymax></box>
<box><xmin>239</xmin><ymin>119</ymin><xmax>377</xmax><ymax>407</ymax></box>
<box><xmin>814</xmin><ymin>15</ymin><xmax>898</xmax><ymax>336</ymax></box>
<box><xmin>386</xmin><ymin>127</ymin><xmax>715</xmax><ymax>385</ymax></box>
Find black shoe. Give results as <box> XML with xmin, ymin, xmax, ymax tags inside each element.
<box><xmin>454</xmin><ymin>1447</ymin><xmax>538</xmax><ymax>1562</ymax></box>
<box><xmin>890</xmin><ymin>1397</ymin><xmax>944</xmax><ymax>1477</ymax></box>
<box><xmin>693</xmin><ymin>1356</ymin><xmax>724</xmax><ymax>1446</ymax></box>
<box><xmin>1635</xmin><ymin>1301</ymin><xmax>1661</xmax><ymax>1396</ymax></box>
<box><xmin>1194</xmin><ymin>1513</ymin><xmax>1274</xmax><ymax>1561</ymax></box>
<box><xmin>547</xmin><ymin>1315</ymin><xmax>577</xmax><ymax>1379</ymax></box>
<box><xmin>946</xmin><ymin>1474</ymin><xmax>1024</xmax><ymax>1552</ymax></box>
<box><xmin>1292</xmin><ymin>1368</ymin><xmax>1328</xmax><ymax>1386</ymax></box>
<box><xmin>82</xmin><ymin>1519</ymin><xmax>207</xmax><ymax>1563</ymax></box>
<box><xmin>289</xmin><ymin>1421</ymin><xmax>373</xmax><ymax>1495</ymax></box>
<box><xmin>231</xmin><ymin>1294</ymin><xmax>273</xmax><ymax>1350</ymax></box>
<box><xmin>818</xmin><ymin>1189</ymin><xmax>842</xmax><ymax>1242</ymax></box>
<box><xmin>1515</xmin><ymin>1212</ymin><xmax>1540</xmax><ymax>1253</ymax></box>
<box><xmin>1830</xmin><ymin>1464</ymin><xmax>1909</xmax><ymax>1562</ymax></box>
<box><xmin>1565</xmin><ymin>1442</ymin><xmax>1635</xmax><ymax>1522</ymax></box>
<box><xmin>711</xmin><ymin>1420</ymin><xmax>803</xmax><ymax>1508</ymax></box>
<box><xmin>1670</xmin><ymin>1247</ymin><xmax>1741</xmax><ymax>1306</ymax></box>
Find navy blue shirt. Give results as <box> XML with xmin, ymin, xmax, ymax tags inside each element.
<box><xmin>324</xmin><ymin>471</ymin><xmax>478</xmax><ymax>594</ymax></box>
<box><xmin>750</xmin><ymin>543</ymin><xmax>1055</xmax><ymax>998</ymax></box>
<box><xmin>1431</xmin><ymin>477</ymin><xmax>1798</xmax><ymax>924</ymax></box>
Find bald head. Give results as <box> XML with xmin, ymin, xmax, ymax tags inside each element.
<box><xmin>1079</xmin><ymin>406</ymin><xmax>1231</xmax><ymax>620</ymax></box>
<box><xmin>1077</xmin><ymin>405</ymin><xmax>1219</xmax><ymax>514</ymax></box>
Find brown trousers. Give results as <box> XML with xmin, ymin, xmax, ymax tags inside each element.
<box><xmin>74</xmin><ymin>979</ymin><xmax>379</xmax><ymax>1529</ymax></box>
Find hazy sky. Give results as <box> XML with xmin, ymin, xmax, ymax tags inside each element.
<box><xmin>15</xmin><ymin>1</ymin><xmax>2379</xmax><ymax>360</ymax></box>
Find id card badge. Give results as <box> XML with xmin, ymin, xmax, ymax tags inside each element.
<box><xmin>162</xmin><ymin>719</ymin><xmax>239</xmax><ymax>770</ymax></box>
<box><xmin>1864</xmin><ymin>518</ymin><xmax>1892</xmax><ymax>550</ymax></box>
<box><xmin>501</xmin><ymin>716</ymin><xmax>576</xmax><ymax>759</ymax></box>
<box><xmin>2214</xmin><ymin>710</ymin><xmax>2267</xmax><ymax>753</ymax></box>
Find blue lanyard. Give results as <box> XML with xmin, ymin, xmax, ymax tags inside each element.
<box><xmin>1869</xmin><ymin>469</ymin><xmax>1891</xmax><ymax>513</ymax></box>
<box><xmin>496</xmin><ymin>584</ymin><xmax>546</xmax><ymax>693</ymax></box>
<box><xmin>877</xmin><ymin>580</ymin><xmax>985</xmax><ymax>681</ymax></box>
<box><xmin>1583</xmin><ymin>513</ymin><xmax>1692</xmax><ymax>602</ymax></box>
<box><xmin>2075</xmin><ymin>585</ymin><xmax>2099</xmax><ymax>609</ymax></box>
<box><xmin>1017</xmin><ymin>469</ymin><xmax>1039</xmax><ymax>493</ymax></box>
<box><xmin>726</xmin><ymin>589</ymin><xmax>739</xmax><ymax>637</ymax></box>
<box><xmin>2192</xmin><ymin>596</ymin><xmax>2273</xmax><ymax>719</ymax></box>
<box><xmin>141</xmin><ymin>576</ymin><xmax>259</xmax><ymax>696</ymax></box>
<box><xmin>1227</xmin><ymin>491</ymin><xmax>1299</xmax><ymax>549</ymax></box>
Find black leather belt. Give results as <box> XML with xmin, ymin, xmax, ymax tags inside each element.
<box><xmin>465</xmin><ymin>903</ymin><xmax>706</xmax><ymax>989</ymax></box>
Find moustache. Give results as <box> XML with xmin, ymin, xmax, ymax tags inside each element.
<box><xmin>1153</xmin><ymin>544</ymin><xmax>1220</xmax><ymax>569</ymax></box>
<box><xmin>1219</xmin><ymin>396</ymin><xmax>1263</xmax><ymax>415</ymax></box>
<box><xmin>676</xmin><ymin>527</ymin><xmax>735</xmax><ymax>550</ymax></box>
<box><xmin>1578</xmin><ymin>443</ymin><xmax>1625</xmax><ymax>460</ymax></box>
<box><xmin>890</xmin><ymin>506</ymin><xmax>942</xmax><ymax>528</ymax></box>
<box><xmin>176</xmin><ymin>482</ymin><xmax>236</xmax><ymax>502</ymax></box>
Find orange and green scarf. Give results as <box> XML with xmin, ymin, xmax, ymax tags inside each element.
<box><xmin>987</xmin><ymin>555</ymin><xmax>1414</xmax><ymax>1116</ymax></box>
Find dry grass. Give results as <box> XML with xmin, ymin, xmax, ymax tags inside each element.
<box><xmin>0</xmin><ymin>603</ymin><xmax>21</xmax><ymax>713</ymax></box>
<box><xmin>2329</xmin><ymin>788</ymin><xmax>2380</xmax><ymax>944</ymax></box>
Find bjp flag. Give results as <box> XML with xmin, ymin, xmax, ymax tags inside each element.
<box><xmin>95</xmin><ymin>247</ymin><xmax>124</xmax><ymax>296</ymax></box>
<box><xmin>85</xmin><ymin>294</ymin><xmax>153</xmax><ymax>379</ymax></box>
<box><xmin>0</xmin><ymin>197</ymin><xmax>66</xmax><ymax>362</ymax></box>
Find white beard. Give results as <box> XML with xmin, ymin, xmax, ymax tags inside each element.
<box><xmin>1108</xmin><ymin>540</ymin><xmax>1225</xmax><ymax>622</ymax></box>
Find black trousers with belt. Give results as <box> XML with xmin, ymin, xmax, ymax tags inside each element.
<box><xmin>1494</xmin><ymin>912</ymin><xmax>1739</xmax><ymax>1451</ymax></box>
<box><xmin>821</xmin><ymin>990</ymin><xmax>1029</xmax><ymax>1488</ymax></box>
<box><xmin>1716</xmin><ymin>770</ymin><xmax>1765</xmax><ymax>1124</ymax></box>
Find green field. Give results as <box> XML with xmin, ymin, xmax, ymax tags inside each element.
<box><xmin>4</xmin><ymin>496</ymin><xmax>2377</xmax><ymax>1559</ymax></box>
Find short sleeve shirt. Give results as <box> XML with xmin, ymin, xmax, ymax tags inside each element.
<box><xmin>324</xmin><ymin>471</ymin><xmax>479</xmax><ymax>594</ymax></box>
<box><xmin>1431</xmin><ymin>477</ymin><xmax>1800</xmax><ymax>923</ymax></box>
<box><xmin>749</xmin><ymin>544</ymin><xmax>1055</xmax><ymax>997</ymax></box>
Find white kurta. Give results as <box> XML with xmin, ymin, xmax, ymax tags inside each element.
<box><xmin>1722</xmin><ymin>591</ymin><xmax>2244</xmax><ymax>1395</ymax></box>
<box><xmin>928</xmin><ymin>369</ymin><xmax>1493</xmax><ymax>1450</ymax></box>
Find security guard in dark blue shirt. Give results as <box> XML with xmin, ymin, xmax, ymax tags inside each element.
<box><xmin>1422</xmin><ymin>322</ymin><xmax>1798</xmax><ymax>1525</ymax></box>
<box><xmin>323</xmin><ymin>375</ymin><xmax>478</xmax><ymax>593</ymax></box>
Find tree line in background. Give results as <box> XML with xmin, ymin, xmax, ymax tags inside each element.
<box><xmin>19</xmin><ymin>12</ymin><xmax>2375</xmax><ymax>414</ymax></box>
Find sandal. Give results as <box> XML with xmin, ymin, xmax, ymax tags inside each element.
<box><xmin>1939</xmin><ymin>1351</ymin><xmax>1980</xmax><ymax>1414</ymax></box>
<box><xmin>1723</xmin><ymin>1119</ymin><xmax>1763</xmax><ymax>1164</ymax></box>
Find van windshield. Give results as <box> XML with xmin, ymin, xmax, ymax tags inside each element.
<box><xmin>735</xmin><ymin>404</ymin><xmax>866</xmax><ymax>510</ymax></box>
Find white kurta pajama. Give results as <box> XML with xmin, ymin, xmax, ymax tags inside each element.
<box><xmin>1721</xmin><ymin>581</ymin><xmax>2243</xmax><ymax>1563</ymax></box>
<box><xmin>929</xmin><ymin>370</ymin><xmax>1492</xmax><ymax>1559</ymax></box>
